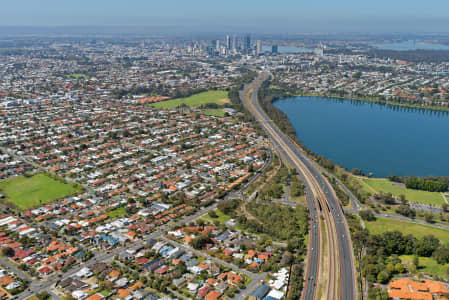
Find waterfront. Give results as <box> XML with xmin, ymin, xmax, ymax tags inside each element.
<box><xmin>274</xmin><ymin>96</ymin><xmax>449</xmax><ymax>177</ymax></box>
<box><xmin>376</xmin><ymin>40</ymin><xmax>449</xmax><ymax>51</ymax></box>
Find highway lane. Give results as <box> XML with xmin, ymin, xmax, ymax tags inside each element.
<box><xmin>241</xmin><ymin>72</ymin><xmax>357</xmax><ymax>300</ymax></box>
<box><xmin>261</xmin><ymin>139</ymin><xmax>321</xmax><ymax>300</ymax></box>
<box><xmin>240</xmin><ymin>76</ymin><xmax>322</xmax><ymax>299</ymax></box>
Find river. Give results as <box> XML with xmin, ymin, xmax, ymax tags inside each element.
<box><xmin>274</xmin><ymin>96</ymin><xmax>449</xmax><ymax>177</ymax></box>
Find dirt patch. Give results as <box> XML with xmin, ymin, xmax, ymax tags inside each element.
<box><xmin>217</xmin><ymin>98</ymin><xmax>231</xmax><ymax>104</ymax></box>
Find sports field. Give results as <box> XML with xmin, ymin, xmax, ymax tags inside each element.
<box><xmin>149</xmin><ymin>90</ymin><xmax>229</xmax><ymax>109</ymax></box>
<box><xmin>0</xmin><ymin>173</ymin><xmax>81</xmax><ymax>210</ymax></box>
<box><xmin>365</xmin><ymin>217</ymin><xmax>449</xmax><ymax>241</ymax></box>
<box><xmin>360</xmin><ymin>178</ymin><xmax>445</xmax><ymax>205</ymax></box>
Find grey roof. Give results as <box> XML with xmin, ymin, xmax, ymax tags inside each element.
<box><xmin>251</xmin><ymin>284</ymin><xmax>271</xmax><ymax>299</ymax></box>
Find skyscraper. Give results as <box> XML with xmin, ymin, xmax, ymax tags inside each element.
<box><xmin>244</xmin><ymin>34</ymin><xmax>251</xmax><ymax>50</ymax></box>
<box><xmin>232</xmin><ymin>34</ymin><xmax>237</xmax><ymax>51</ymax></box>
<box><xmin>226</xmin><ymin>35</ymin><xmax>231</xmax><ymax>49</ymax></box>
<box><xmin>272</xmin><ymin>45</ymin><xmax>279</xmax><ymax>54</ymax></box>
<box><xmin>256</xmin><ymin>40</ymin><xmax>262</xmax><ymax>55</ymax></box>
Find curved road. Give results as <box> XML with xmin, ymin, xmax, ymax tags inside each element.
<box><xmin>241</xmin><ymin>72</ymin><xmax>357</xmax><ymax>300</ymax></box>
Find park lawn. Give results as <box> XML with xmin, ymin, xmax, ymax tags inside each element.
<box><xmin>66</xmin><ymin>73</ymin><xmax>88</xmax><ymax>79</ymax></box>
<box><xmin>400</xmin><ymin>255</ymin><xmax>449</xmax><ymax>279</ymax></box>
<box><xmin>204</xmin><ymin>109</ymin><xmax>226</xmax><ymax>117</ymax></box>
<box><xmin>291</xmin><ymin>195</ymin><xmax>307</xmax><ymax>205</ymax></box>
<box><xmin>365</xmin><ymin>217</ymin><xmax>449</xmax><ymax>241</ymax></box>
<box><xmin>353</xmin><ymin>176</ymin><xmax>375</xmax><ymax>195</ymax></box>
<box><xmin>0</xmin><ymin>173</ymin><xmax>81</xmax><ymax>210</ymax></box>
<box><xmin>362</xmin><ymin>178</ymin><xmax>444</xmax><ymax>205</ymax></box>
<box><xmin>106</xmin><ymin>207</ymin><xmax>127</xmax><ymax>219</ymax></box>
<box><xmin>149</xmin><ymin>90</ymin><xmax>229</xmax><ymax>109</ymax></box>
<box><xmin>202</xmin><ymin>209</ymin><xmax>231</xmax><ymax>224</ymax></box>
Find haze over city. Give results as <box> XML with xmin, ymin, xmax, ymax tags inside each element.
<box><xmin>1</xmin><ymin>0</ymin><xmax>449</xmax><ymax>33</ymax></box>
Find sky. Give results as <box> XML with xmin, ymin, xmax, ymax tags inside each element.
<box><xmin>1</xmin><ymin>0</ymin><xmax>449</xmax><ymax>33</ymax></box>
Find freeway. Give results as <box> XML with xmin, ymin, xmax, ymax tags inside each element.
<box><xmin>241</xmin><ymin>72</ymin><xmax>357</xmax><ymax>300</ymax></box>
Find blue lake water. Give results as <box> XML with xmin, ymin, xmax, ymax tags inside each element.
<box><xmin>274</xmin><ymin>96</ymin><xmax>449</xmax><ymax>177</ymax></box>
<box><xmin>376</xmin><ymin>40</ymin><xmax>449</xmax><ymax>51</ymax></box>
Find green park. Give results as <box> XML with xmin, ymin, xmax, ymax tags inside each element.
<box><xmin>357</xmin><ymin>177</ymin><xmax>445</xmax><ymax>205</ymax></box>
<box><xmin>365</xmin><ymin>217</ymin><xmax>449</xmax><ymax>241</ymax></box>
<box><xmin>149</xmin><ymin>90</ymin><xmax>229</xmax><ymax>109</ymax></box>
<box><xmin>0</xmin><ymin>173</ymin><xmax>82</xmax><ymax>210</ymax></box>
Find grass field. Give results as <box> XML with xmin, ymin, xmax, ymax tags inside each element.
<box><xmin>66</xmin><ymin>73</ymin><xmax>88</xmax><ymax>79</ymax></box>
<box><xmin>149</xmin><ymin>90</ymin><xmax>229</xmax><ymax>109</ymax></box>
<box><xmin>202</xmin><ymin>209</ymin><xmax>231</xmax><ymax>224</ymax></box>
<box><xmin>106</xmin><ymin>207</ymin><xmax>127</xmax><ymax>219</ymax></box>
<box><xmin>400</xmin><ymin>255</ymin><xmax>449</xmax><ymax>279</ymax></box>
<box><xmin>365</xmin><ymin>217</ymin><xmax>449</xmax><ymax>241</ymax></box>
<box><xmin>204</xmin><ymin>109</ymin><xmax>227</xmax><ymax>117</ymax></box>
<box><xmin>361</xmin><ymin>178</ymin><xmax>444</xmax><ymax>205</ymax></box>
<box><xmin>0</xmin><ymin>173</ymin><xmax>81</xmax><ymax>210</ymax></box>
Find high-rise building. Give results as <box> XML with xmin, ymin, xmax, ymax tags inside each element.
<box><xmin>244</xmin><ymin>34</ymin><xmax>251</xmax><ymax>50</ymax></box>
<box><xmin>272</xmin><ymin>45</ymin><xmax>279</xmax><ymax>54</ymax></box>
<box><xmin>216</xmin><ymin>40</ymin><xmax>220</xmax><ymax>51</ymax></box>
<box><xmin>232</xmin><ymin>34</ymin><xmax>237</xmax><ymax>50</ymax></box>
<box><xmin>226</xmin><ymin>35</ymin><xmax>231</xmax><ymax>49</ymax></box>
<box><xmin>256</xmin><ymin>40</ymin><xmax>262</xmax><ymax>55</ymax></box>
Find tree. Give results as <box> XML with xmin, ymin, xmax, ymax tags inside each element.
<box><xmin>395</xmin><ymin>205</ymin><xmax>416</xmax><ymax>218</ymax></box>
<box><xmin>2</xmin><ymin>247</ymin><xmax>14</xmax><ymax>257</ymax></box>
<box><xmin>399</xmin><ymin>194</ymin><xmax>407</xmax><ymax>205</ymax></box>
<box><xmin>416</xmin><ymin>235</ymin><xmax>440</xmax><ymax>257</ymax></box>
<box><xmin>386</xmin><ymin>263</ymin><xmax>395</xmax><ymax>273</ymax></box>
<box><xmin>218</xmin><ymin>198</ymin><xmax>240</xmax><ymax>215</ymax></box>
<box><xmin>433</xmin><ymin>245</ymin><xmax>449</xmax><ymax>264</ymax></box>
<box><xmin>190</xmin><ymin>235</ymin><xmax>211</xmax><ymax>250</ymax></box>
<box><xmin>351</xmin><ymin>168</ymin><xmax>363</xmax><ymax>176</ymax></box>
<box><xmin>388</xmin><ymin>175</ymin><xmax>403</xmax><ymax>183</ymax></box>
<box><xmin>377</xmin><ymin>270</ymin><xmax>390</xmax><ymax>283</ymax></box>
<box><xmin>208</xmin><ymin>210</ymin><xmax>218</xmax><ymax>218</ymax></box>
<box><xmin>413</xmin><ymin>255</ymin><xmax>420</xmax><ymax>267</ymax></box>
<box><xmin>395</xmin><ymin>262</ymin><xmax>405</xmax><ymax>273</ymax></box>
<box><xmin>442</xmin><ymin>203</ymin><xmax>449</xmax><ymax>212</ymax></box>
<box><xmin>36</xmin><ymin>291</ymin><xmax>49</xmax><ymax>300</ymax></box>
<box><xmin>172</xmin><ymin>261</ymin><xmax>187</xmax><ymax>278</ymax></box>
<box><xmin>406</xmin><ymin>177</ymin><xmax>449</xmax><ymax>192</ymax></box>
<box><xmin>360</xmin><ymin>209</ymin><xmax>376</xmax><ymax>221</ymax></box>
<box><xmin>424</xmin><ymin>212</ymin><xmax>434</xmax><ymax>223</ymax></box>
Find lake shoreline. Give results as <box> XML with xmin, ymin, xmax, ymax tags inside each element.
<box><xmin>279</xmin><ymin>92</ymin><xmax>449</xmax><ymax>113</ymax></box>
<box><xmin>273</xmin><ymin>95</ymin><xmax>449</xmax><ymax>177</ymax></box>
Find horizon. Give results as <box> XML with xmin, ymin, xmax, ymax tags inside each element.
<box><xmin>1</xmin><ymin>0</ymin><xmax>449</xmax><ymax>34</ymax></box>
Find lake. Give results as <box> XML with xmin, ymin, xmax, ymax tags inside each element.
<box><xmin>376</xmin><ymin>40</ymin><xmax>449</xmax><ymax>51</ymax></box>
<box><xmin>273</xmin><ymin>96</ymin><xmax>449</xmax><ymax>177</ymax></box>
